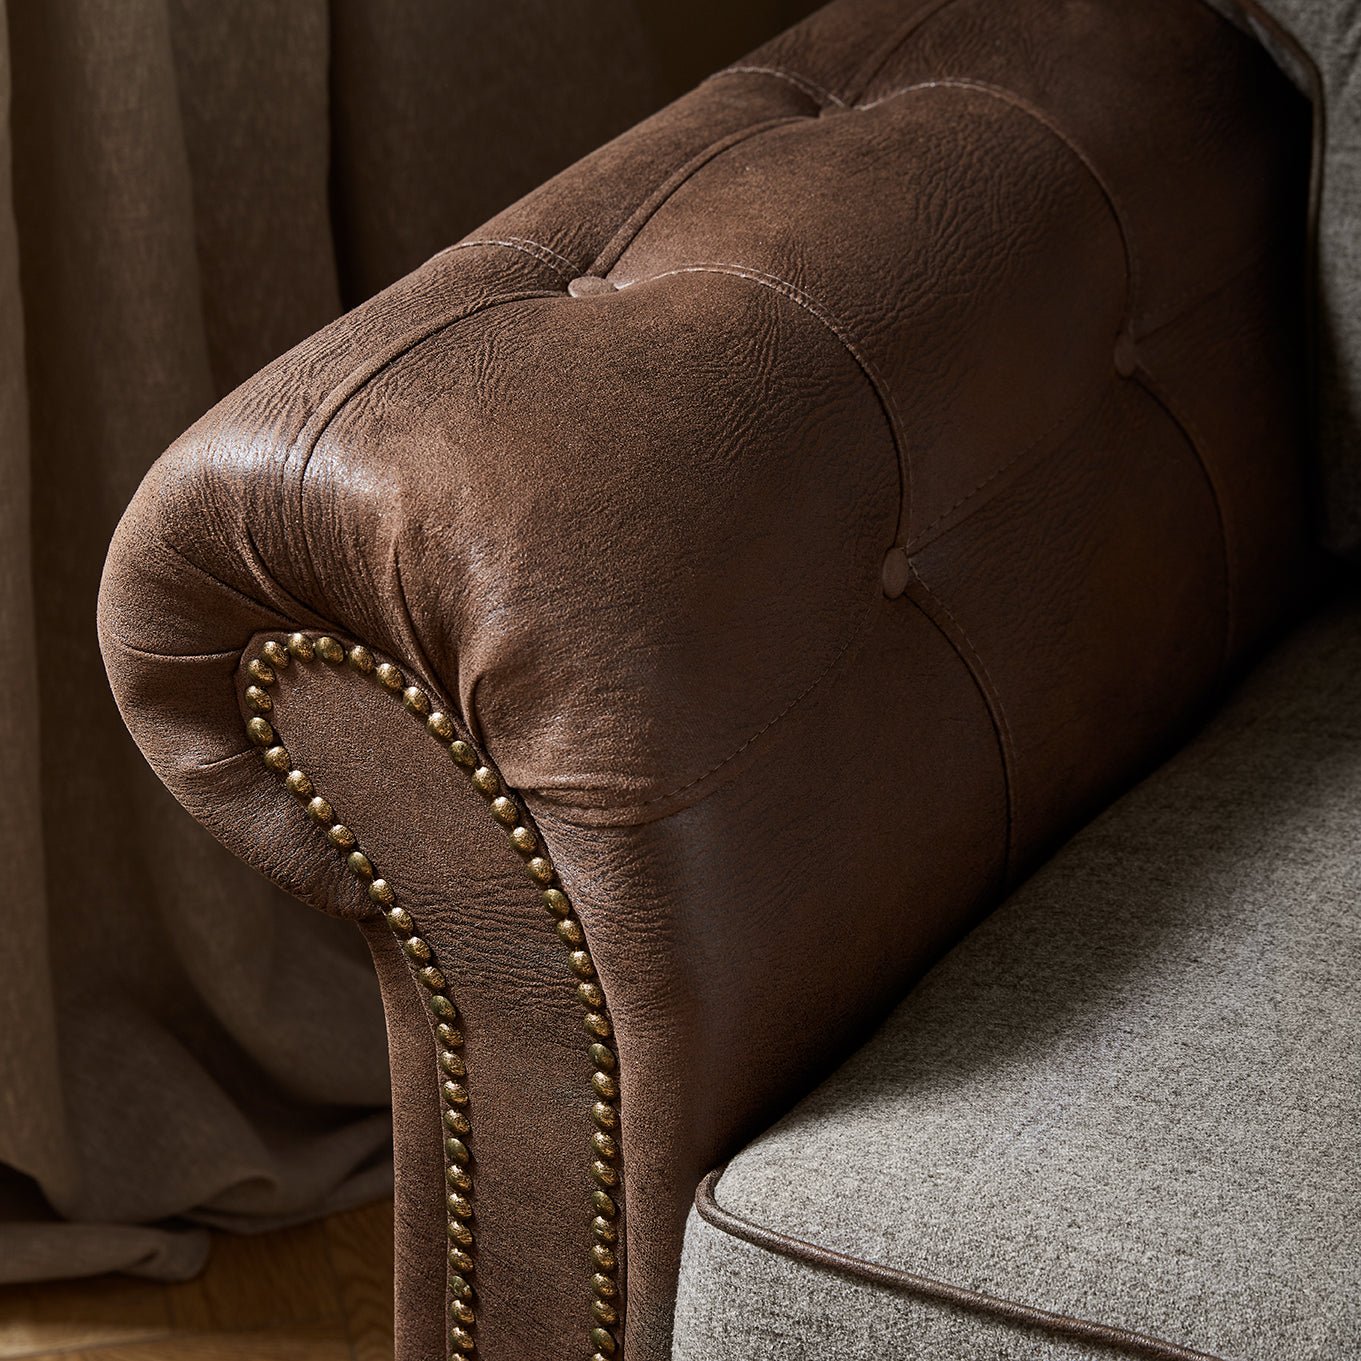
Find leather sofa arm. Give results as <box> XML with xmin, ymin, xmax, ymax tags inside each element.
<box><xmin>98</xmin><ymin>1</ymin><xmax>1314</xmax><ymax>1358</ymax></box>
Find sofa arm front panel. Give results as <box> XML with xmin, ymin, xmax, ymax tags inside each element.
<box><xmin>98</xmin><ymin>0</ymin><xmax>1314</xmax><ymax>1358</ymax></box>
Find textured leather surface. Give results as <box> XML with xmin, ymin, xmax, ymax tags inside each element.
<box><xmin>98</xmin><ymin>1</ymin><xmax>1314</xmax><ymax>1358</ymax></box>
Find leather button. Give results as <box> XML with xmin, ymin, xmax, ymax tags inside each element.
<box><xmin>881</xmin><ymin>547</ymin><xmax>910</xmax><ymax>599</ymax></box>
<box><xmin>567</xmin><ymin>275</ymin><xmax>618</xmax><ymax>298</ymax></box>
<box><xmin>1114</xmin><ymin>330</ymin><xmax>1138</xmax><ymax>378</ymax></box>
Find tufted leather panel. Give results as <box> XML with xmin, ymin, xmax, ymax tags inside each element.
<box><xmin>98</xmin><ymin>0</ymin><xmax>1314</xmax><ymax>1358</ymax></box>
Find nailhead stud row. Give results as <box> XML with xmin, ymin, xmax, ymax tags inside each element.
<box><xmin>242</xmin><ymin>631</ymin><xmax>623</xmax><ymax>1361</ymax></box>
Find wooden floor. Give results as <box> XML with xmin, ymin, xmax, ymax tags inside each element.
<box><xmin>0</xmin><ymin>1201</ymin><xmax>394</xmax><ymax>1361</ymax></box>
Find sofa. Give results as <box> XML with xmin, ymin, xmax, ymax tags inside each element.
<box><xmin>96</xmin><ymin>0</ymin><xmax>1358</xmax><ymax>1357</ymax></box>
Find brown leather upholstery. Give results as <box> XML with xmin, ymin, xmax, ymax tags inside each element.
<box><xmin>98</xmin><ymin>0</ymin><xmax>1313</xmax><ymax>1358</ymax></box>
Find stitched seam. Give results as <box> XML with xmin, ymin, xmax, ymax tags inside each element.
<box><xmin>856</xmin><ymin>78</ymin><xmax>1138</xmax><ymax>305</ymax></box>
<box><xmin>158</xmin><ymin>534</ymin><xmax>297</xmax><ymax>625</ymax></box>
<box><xmin>1131</xmin><ymin>372</ymin><xmax>1235</xmax><ymax>672</ymax></box>
<box><xmin>844</xmin><ymin>0</ymin><xmax>965</xmax><ymax>103</ymax></box>
<box><xmin>242</xmin><ymin>520</ymin><xmax>317</xmax><ymax>630</ymax></box>
<box><xmin>1133</xmin><ymin>241</ymin><xmax>1269</xmax><ymax>337</ymax></box>
<box><xmin>289</xmin><ymin>289</ymin><xmax>557</xmax><ymax>602</ymax></box>
<box><xmin>591</xmin><ymin>116</ymin><xmax>808</xmax><ymax>276</ymax></box>
<box><xmin>631</xmin><ymin>262</ymin><xmax>910</xmax><ymax>546</ymax></box>
<box><xmin>106</xmin><ymin>637</ymin><xmax>242</xmax><ymax>664</ymax></box>
<box><xmin>237</xmin><ymin>635</ymin><xmax>626</xmax><ymax>1361</ymax></box>
<box><xmin>706</xmin><ymin>64</ymin><xmax>846</xmax><ymax>109</ymax></box>
<box><xmin>443</xmin><ymin>236</ymin><xmax>580</xmax><ymax>280</ymax></box>
<box><xmin>907</xmin><ymin>383</ymin><xmax>1099</xmax><ymax>552</ymax></box>
<box><xmin>632</xmin><ymin>592</ymin><xmax>880</xmax><ymax>810</ymax></box>
<box><xmin>906</xmin><ymin>560</ymin><xmax>1015</xmax><ymax>875</ymax></box>
<box><xmin>693</xmin><ymin>1170</ymin><xmax>1233</xmax><ymax>1361</ymax></box>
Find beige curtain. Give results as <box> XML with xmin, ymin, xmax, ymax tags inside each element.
<box><xmin>0</xmin><ymin>0</ymin><xmax>814</xmax><ymax>1285</ymax></box>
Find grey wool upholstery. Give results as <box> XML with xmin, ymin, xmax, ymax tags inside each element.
<box><xmin>674</xmin><ymin>584</ymin><xmax>1361</xmax><ymax>1361</ymax></box>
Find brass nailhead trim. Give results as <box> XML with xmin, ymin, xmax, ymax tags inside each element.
<box><xmin>241</xmin><ymin>633</ymin><xmax>624</xmax><ymax>1361</ymax></box>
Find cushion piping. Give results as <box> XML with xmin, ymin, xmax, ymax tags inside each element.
<box><xmin>692</xmin><ymin>1169</ymin><xmax>1233</xmax><ymax>1361</ymax></box>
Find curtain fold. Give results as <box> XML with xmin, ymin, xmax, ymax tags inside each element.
<box><xmin>0</xmin><ymin>0</ymin><xmax>817</xmax><ymax>1286</ymax></box>
<box><xmin>1</xmin><ymin>0</ymin><xmax>388</xmax><ymax>1285</ymax></box>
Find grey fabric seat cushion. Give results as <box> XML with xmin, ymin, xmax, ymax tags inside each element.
<box><xmin>674</xmin><ymin>585</ymin><xmax>1361</xmax><ymax>1361</ymax></box>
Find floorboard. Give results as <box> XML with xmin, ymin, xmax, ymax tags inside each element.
<box><xmin>0</xmin><ymin>1201</ymin><xmax>394</xmax><ymax>1361</ymax></box>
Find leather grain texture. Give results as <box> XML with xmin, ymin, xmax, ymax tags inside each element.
<box><xmin>98</xmin><ymin>1</ymin><xmax>1315</xmax><ymax>1357</ymax></box>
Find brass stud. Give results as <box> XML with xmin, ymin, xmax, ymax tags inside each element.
<box><xmin>592</xmin><ymin>1353</ymin><xmax>612</xmax><ymax>1361</ymax></box>
<box><xmin>251</xmin><ymin>623</ymin><xmax>624</xmax><ymax>1341</ymax></box>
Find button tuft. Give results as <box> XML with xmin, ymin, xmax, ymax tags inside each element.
<box><xmin>881</xmin><ymin>547</ymin><xmax>910</xmax><ymax>599</ymax></box>
<box><xmin>567</xmin><ymin>275</ymin><xmax>618</xmax><ymax>298</ymax></box>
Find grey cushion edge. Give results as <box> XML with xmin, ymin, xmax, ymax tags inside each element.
<box><xmin>686</xmin><ymin>1171</ymin><xmax>1232</xmax><ymax>1361</ymax></box>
